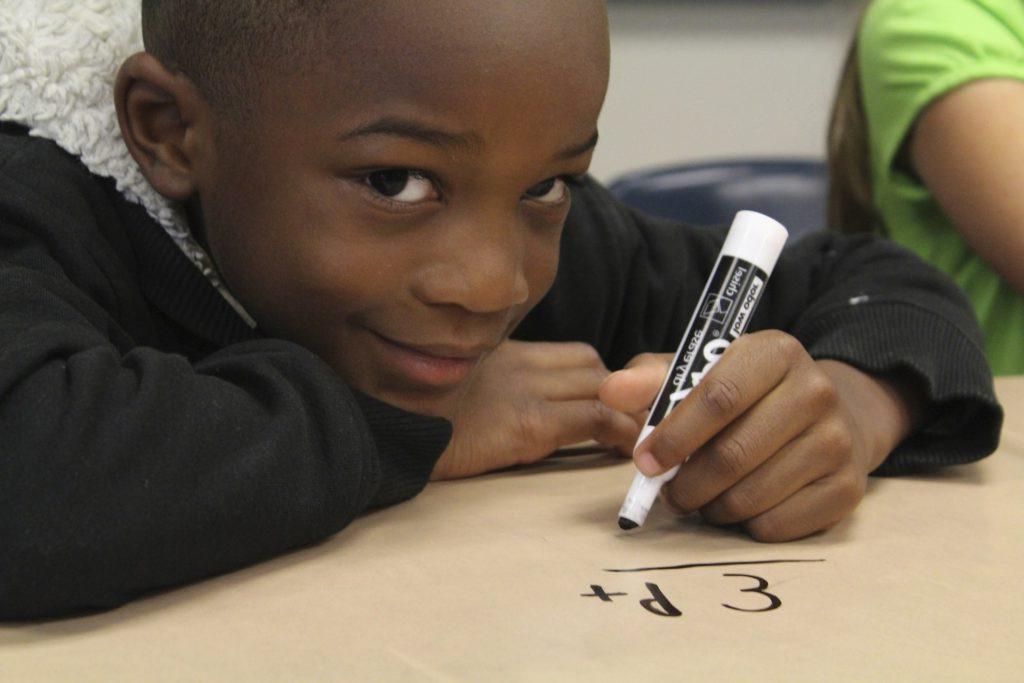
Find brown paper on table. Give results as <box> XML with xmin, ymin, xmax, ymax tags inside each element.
<box><xmin>3</xmin><ymin>378</ymin><xmax>1023</xmax><ymax>681</ymax></box>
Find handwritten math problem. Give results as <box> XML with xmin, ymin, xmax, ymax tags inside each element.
<box><xmin>580</xmin><ymin>558</ymin><xmax>825</xmax><ymax>618</ymax></box>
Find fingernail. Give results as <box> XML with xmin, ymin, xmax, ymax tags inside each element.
<box><xmin>635</xmin><ymin>450</ymin><xmax>661</xmax><ymax>477</ymax></box>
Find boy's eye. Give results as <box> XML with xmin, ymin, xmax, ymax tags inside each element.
<box><xmin>523</xmin><ymin>177</ymin><xmax>569</xmax><ymax>205</ymax></box>
<box><xmin>365</xmin><ymin>169</ymin><xmax>437</xmax><ymax>204</ymax></box>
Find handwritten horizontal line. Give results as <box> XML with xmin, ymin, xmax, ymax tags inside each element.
<box><xmin>604</xmin><ymin>559</ymin><xmax>826</xmax><ymax>573</ymax></box>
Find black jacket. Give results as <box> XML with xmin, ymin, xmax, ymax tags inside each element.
<box><xmin>0</xmin><ymin>128</ymin><xmax>1002</xmax><ymax>619</ymax></box>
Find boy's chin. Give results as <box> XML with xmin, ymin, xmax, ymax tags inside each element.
<box><xmin>364</xmin><ymin>383</ymin><xmax>465</xmax><ymax>421</ymax></box>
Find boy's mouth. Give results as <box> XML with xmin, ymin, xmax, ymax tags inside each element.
<box><xmin>366</xmin><ymin>330</ymin><xmax>487</xmax><ymax>390</ymax></box>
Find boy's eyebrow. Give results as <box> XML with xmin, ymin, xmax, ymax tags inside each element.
<box><xmin>337</xmin><ymin>117</ymin><xmax>482</xmax><ymax>150</ymax></box>
<box><xmin>555</xmin><ymin>131</ymin><xmax>600</xmax><ymax>161</ymax></box>
<box><xmin>337</xmin><ymin>117</ymin><xmax>599</xmax><ymax>160</ymax></box>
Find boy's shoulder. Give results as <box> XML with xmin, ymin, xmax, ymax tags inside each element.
<box><xmin>0</xmin><ymin>125</ymin><xmax>146</xmax><ymax>288</ymax></box>
<box><xmin>0</xmin><ymin>123</ymin><xmax>142</xmax><ymax>234</ymax></box>
<box><xmin>0</xmin><ymin>125</ymin><xmax>110</xmax><ymax>215</ymax></box>
<box><xmin>2</xmin><ymin>123</ymin><xmax>89</xmax><ymax>173</ymax></box>
<box><xmin>565</xmin><ymin>175</ymin><xmax>722</xmax><ymax>260</ymax></box>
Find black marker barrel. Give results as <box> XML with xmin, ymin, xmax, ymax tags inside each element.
<box><xmin>617</xmin><ymin>211</ymin><xmax>789</xmax><ymax>530</ymax></box>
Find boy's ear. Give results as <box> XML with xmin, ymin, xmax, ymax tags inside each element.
<box><xmin>114</xmin><ymin>52</ymin><xmax>211</xmax><ymax>201</ymax></box>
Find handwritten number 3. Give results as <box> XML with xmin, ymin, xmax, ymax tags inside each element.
<box><xmin>721</xmin><ymin>573</ymin><xmax>782</xmax><ymax>612</ymax></box>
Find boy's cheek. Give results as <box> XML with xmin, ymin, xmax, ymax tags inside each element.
<box><xmin>309</xmin><ymin>328</ymin><xmax>468</xmax><ymax>418</ymax></box>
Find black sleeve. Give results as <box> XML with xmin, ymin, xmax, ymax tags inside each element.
<box><xmin>517</xmin><ymin>178</ymin><xmax>1002</xmax><ymax>475</ymax></box>
<box><xmin>0</xmin><ymin>142</ymin><xmax>450</xmax><ymax>620</ymax></box>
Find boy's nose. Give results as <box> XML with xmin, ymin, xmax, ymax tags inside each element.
<box><xmin>413</xmin><ymin>216</ymin><xmax>531</xmax><ymax>314</ymax></box>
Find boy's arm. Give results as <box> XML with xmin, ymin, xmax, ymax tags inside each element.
<box><xmin>0</xmin><ymin>270</ymin><xmax>450</xmax><ymax>621</ymax></box>
<box><xmin>517</xmin><ymin>179</ymin><xmax>1002</xmax><ymax>474</ymax></box>
<box><xmin>762</xmin><ymin>230</ymin><xmax>1002</xmax><ymax>473</ymax></box>
<box><xmin>0</xmin><ymin>148</ymin><xmax>450</xmax><ymax>620</ymax></box>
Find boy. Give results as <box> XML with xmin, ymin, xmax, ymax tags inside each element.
<box><xmin>0</xmin><ymin>0</ymin><xmax>1000</xmax><ymax>619</ymax></box>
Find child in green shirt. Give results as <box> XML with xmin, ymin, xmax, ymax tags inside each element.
<box><xmin>829</xmin><ymin>0</ymin><xmax>1024</xmax><ymax>374</ymax></box>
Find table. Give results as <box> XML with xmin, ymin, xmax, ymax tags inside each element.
<box><xmin>3</xmin><ymin>378</ymin><xmax>1022</xmax><ymax>681</ymax></box>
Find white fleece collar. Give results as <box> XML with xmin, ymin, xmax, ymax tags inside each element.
<box><xmin>0</xmin><ymin>0</ymin><xmax>255</xmax><ymax>326</ymax></box>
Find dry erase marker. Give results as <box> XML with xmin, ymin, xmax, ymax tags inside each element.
<box><xmin>617</xmin><ymin>211</ymin><xmax>789</xmax><ymax>530</ymax></box>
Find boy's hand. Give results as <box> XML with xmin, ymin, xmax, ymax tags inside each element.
<box><xmin>599</xmin><ymin>331</ymin><xmax>921</xmax><ymax>542</ymax></box>
<box><xmin>431</xmin><ymin>340</ymin><xmax>640</xmax><ymax>480</ymax></box>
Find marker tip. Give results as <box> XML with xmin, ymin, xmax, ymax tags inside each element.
<box><xmin>618</xmin><ymin>516</ymin><xmax>639</xmax><ymax>530</ymax></box>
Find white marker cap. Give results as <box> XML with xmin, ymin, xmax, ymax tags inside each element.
<box><xmin>720</xmin><ymin>210</ymin><xmax>789</xmax><ymax>276</ymax></box>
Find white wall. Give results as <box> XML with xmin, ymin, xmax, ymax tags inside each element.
<box><xmin>591</xmin><ymin>0</ymin><xmax>865</xmax><ymax>181</ymax></box>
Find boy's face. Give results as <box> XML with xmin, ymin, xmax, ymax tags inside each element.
<box><xmin>194</xmin><ymin>1</ymin><xmax>610</xmax><ymax>417</ymax></box>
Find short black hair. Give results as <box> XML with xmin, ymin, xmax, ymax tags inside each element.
<box><xmin>141</xmin><ymin>0</ymin><xmax>337</xmax><ymax>114</ymax></box>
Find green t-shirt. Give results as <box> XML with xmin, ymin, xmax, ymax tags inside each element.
<box><xmin>859</xmin><ymin>0</ymin><xmax>1024</xmax><ymax>375</ymax></box>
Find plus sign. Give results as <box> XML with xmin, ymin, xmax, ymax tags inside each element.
<box><xmin>580</xmin><ymin>585</ymin><xmax>627</xmax><ymax>602</ymax></box>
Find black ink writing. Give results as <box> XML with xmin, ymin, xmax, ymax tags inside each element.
<box><xmin>639</xmin><ymin>582</ymin><xmax>682</xmax><ymax>617</ymax></box>
<box><xmin>581</xmin><ymin>558</ymin><xmax>824</xmax><ymax>618</ymax></box>
<box><xmin>580</xmin><ymin>585</ymin><xmax>627</xmax><ymax>602</ymax></box>
<box><xmin>721</xmin><ymin>574</ymin><xmax>782</xmax><ymax>612</ymax></box>
<box><xmin>604</xmin><ymin>558</ymin><xmax>825</xmax><ymax>573</ymax></box>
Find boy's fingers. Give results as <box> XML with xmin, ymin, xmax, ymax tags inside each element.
<box><xmin>623</xmin><ymin>352</ymin><xmax>673</xmax><ymax>371</ymax></box>
<box><xmin>527</xmin><ymin>400</ymin><xmax>639</xmax><ymax>459</ymax></box>
<box><xmin>516</xmin><ymin>340</ymin><xmax>606</xmax><ymax>370</ymax></box>
<box><xmin>539</xmin><ymin>366</ymin><xmax>612</xmax><ymax>401</ymax></box>
<box><xmin>598</xmin><ymin>359</ymin><xmax>671</xmax><ymax>413</ymax></box>
<box><xmin>698</xmin><ymin>426</ymin><xmax>844</xmax><ymax>525</ymax></box>
<box><xmin>638</xmin><ymin>337</ymin><xmax>794</xmax><ymax>474</ymax></box>
<box><xmin>741</xmin><ymin>473</ymin><xmax>866</xmax><ymax>543</ymax></box>
<box><xmin>662</xmin><ymin>377</ymin><xmax>817</xmax><ymax>513</ymax></box>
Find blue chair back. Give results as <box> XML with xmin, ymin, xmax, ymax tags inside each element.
<box><xmin>607</xmin><ymin>159</ymin><xmax>828</xmax><ymax>240</ymax></box>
